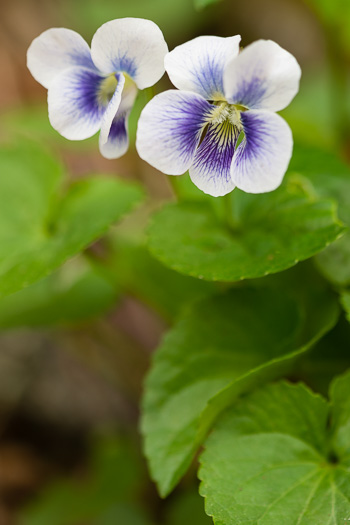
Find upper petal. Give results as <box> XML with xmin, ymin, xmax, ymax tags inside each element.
<box><xmin>136</xmin><ymin>90</ymin><xmax>211</xmax><ymax>175</ymax></box>
<box><xmin>231</xmin><ymin>110</ymin><xmax>293</xmax><ymax>193</ymax></box>
<box><xmin>27</xmin><ymin>28</ymin><xmax>96</xmax><ymax>89</ymax></box>
<box><xmin>99</xmin><ymin>75</ymin><xmax>138</xmax><ymax>159</ymax></box>
<box><xmin>189</xmin><ymin>120</ymin><xmax>237</xmax><ymax>197</ymax></box>
<box><xmin>48</xmin><ymin>66</ymin><xmax>110</xmax><ymax>140</ymax></box>
<box><xmin>165</xmin><ymin>35</ymin><xmax>241</xmax><ymax>100</ymax></box>
<box><xmin>91</xmin><ymin>18</ymin><xmax>168</xmax><ymax>89</ymax></box>
<box><xmin>224</xmin><ymin>40</ymin><xmax>301</xmax><ymax>112</ymax></box>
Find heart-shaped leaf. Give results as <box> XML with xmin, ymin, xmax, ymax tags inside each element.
<box><xmin>142</xmin><ymin>276</ymin><xmax>339</xmax><ymax>496</ymax></box>
<box><xmin>199</xmin><ymin>372</ymin><xmax>350</xmax><ymax>524</ymax></box>
<box><xmin>147</xmin><ymin>175</ymin><xmax>344</xmax><ymax>282</ymax></box>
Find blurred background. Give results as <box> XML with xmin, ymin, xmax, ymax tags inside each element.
<box><xmin>0</xmin><ymin>0</ymin><xmax>349</xmax><ymax>523</ymax></box>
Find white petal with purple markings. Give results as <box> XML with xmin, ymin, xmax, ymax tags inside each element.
<box><xmin>48</xmin><ymin>66</ymin><xmax>108</xmax><ymax>140</ymax></box>
<box><xmin>224</xmin><ymin>40</ymin><xmax>301</xmax><ymax>112</ymax></box>
<box><xmin>99</xmin><ymin>75</ymin><xmax>138</xmax><ymax>159</ymax></box>
<box><xmin>91</xmin><ymin>18</ymin><xmax>168</xmax><ymax>89</ymax></box>
<box><xmin>27</xmin><ymin>28</ymin><xmax>96</xmax><ymax>89</ymax></box>
<box><xmin>189</xmin><ymin>120</ymin><xmax>237</xmax><ymax>197</ymax></box>
<box><xmin>165</xmin><ymin>35</ymin><xmax>241</xmax><ymax>100</ymax></box>
<box><xmin>136</xmin><ymin>90</ymin><xmax>211</xmax><ymax>175</ymax></box>
<box><xmin>231</xmin><ymin>110</ymin><xmax>293</xmax><ymax>193</ymax></box>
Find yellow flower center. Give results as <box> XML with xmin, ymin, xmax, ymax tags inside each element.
<box><xmin>98</xmin><ymin>74</ymin><xmax>118</xmax><ymax>106</ymax></box>
<box><xmin>209</xmin><ymin>101</ymin><xmax>246</xmax><ymax>131</ymax></box>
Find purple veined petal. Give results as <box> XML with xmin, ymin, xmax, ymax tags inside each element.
<box><xmin>231</xmin><ymin>110</ymin><xmax>293</xmax><ymax>193</ymax></box>
<box><xmin>136</xmin><ymin>90</ymin><xmax>211</xmax><ymax>175</ymax></box>
<box><xmin>91</xmin><ymin>18</ymin><xmax>168</xmax><ymax>90</ymax></box>
<box><xmin>224</xmin><ymin>40</ymin><xmax>301</xmax><ymax>112</ymax></box>
<box><xmin>189</xmin><ymin>120</ymin><xmax>238</xmax><ymax>197</ymax></box>
<box><xmin>48</xmin><ymin>66</ymin><xmax>113</xmax><ymax>141</ymax></box>
<box><xmin>99</xmin><ymin>74</ymin><xmax>138</xmax><ymax>159</ymax></box>
<box><xmin>27</xmin><ymin>28</ymin><xmax>96</xmax><ymax>89</ymax></box>
<box><xmin>165</xmin><ymin>35</ymin><xmax>241</xmax><ymax>101</ymax></box>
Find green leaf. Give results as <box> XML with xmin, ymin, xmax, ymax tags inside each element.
<box><xmin>0</xmin><ymin>142</ymin><xmax>143</xmax><ymax>297</ymax></box>
<box><xmin>0</xmin><ymin>258</ymin><xmax>117</xmax><ymax>328</ymax></box>
<box><xmin>199</xmin><ymin>375</ymin><xmax>350</xmax><ymax>524</ymax></box>
<box><xmin>289</xmin><ymin>143</ymin><xmax>350</xmax><ymax>286</ymax></box>
<box><xmin>304</xmin><ymin>0</ymin><xmax>350</xmax><ymax>53</ymax></box>
<box><xmin>112</xmin><ymin>239</ymin><xmax>216</xmax><ymax>320</ymax></box>
<box><xmin>141</xmin><ymin>276</ymin><xmax>339</xmax><ymax>496</ymax></box>
<box><xmin>147</xmin><ymin>175</ymin><xmax>344</xmax><ymax>282</ymax></box>
<box><xmin>329</xmin><ymin>370</ymin><xmax>350</xmax><ymax>460</ymax></box>
<box><xmin>296</xmin><ymin>314</ymin><xmax>350</xmax><ymax>396</ymax></box>
<box><xmin>166</xmin><ymin>489</ymin><xmax>212</xmax><ymax>525</ymax></box>
<box><xmin>341</xmin><ymin>292</ymin><xmax>350</xmax><ymax>322</ymax></box>
<box><xmin>21</xmin><ymin>439</ymin><xmax>148</xmax><ymax>525</ymax></box>
<box><xmin>194</xmin><ymin>0</ymin><xmax>223</xmax><ymax>10</ymax></box>
<box><xmin>94</xmin><ymin>504</ymin><xmax>152</xmax><ymax>525</ymax></box>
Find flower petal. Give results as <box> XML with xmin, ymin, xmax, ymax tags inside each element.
<box><xmin>189</xmin><ymin>121</ymin><xmax>237</xmax><ymax>197</ymax></box>
<box><xmin>231</xmin><ymin>110</ymin><xmax>293</xmax><ymax>193</ymax></box>
<box><xmin>27</xmin><ymin>28</ymin><xmax>96</xmax><ymax>89</ymax></box>
<box><xmin>99</xmin><ymin>75</ymin><xmax>138</xmax><ymax>159</ymax></box>
<box><xmin>165</xmin><ymin>35</ymin><xmax>241</xmax><ymax>100</ymax></box>
<box><xmin>136</xmin><ymin>90</ymin><xmax>211</xmax><ymax>175</ymax></box>
<box><xmin>224</xmin><ymin>40</ymin><xmax>301</xmax><ymax>111</ymax></box>
<box><xmin>48</xmin><ymin>66</ymin><xmax>110</xmax><ymax>140</ymax></box>
<box><xmin>91</xmin><ymin>18</ymin><xmax>168</xmax><ymax>90</ymax></box>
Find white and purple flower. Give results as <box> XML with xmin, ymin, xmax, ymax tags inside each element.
<box><xmin>136</xmin><ymin>36</ymin><xmax>301</xmax><ymax>196</ymax></box>
<box><xmin>27</xmin><ymin>18</ymin><xmax>168</xmax><ymax>159</ymax></box>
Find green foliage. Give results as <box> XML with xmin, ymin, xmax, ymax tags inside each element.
<box><xmin>21</xmin><ymin>439</ymin><xmax>149</xmax><ymax>525</ymax></box>
<box><xmin>341</xmin><ymin>292</ymin><xmax>350</xmax><ymax>322</ymax></box>
<box><xmin>199</xmin><ymin>374</ymin><xmax>350</xmax><ymax>524</ymax></box>
<box><xmin>0</xmin><ymin>258</ymin><xmax>117</xmax><ymax>328</ymax></box>
<box><xmin>112</xmin><ymin>239</ymin><xmax>215</xmax><ymax>320</ymax></box>
<box><xmin>290</xmin><ymin>143</ymin><xmax>350</xmax><ymax>286</ymax></box>
<box><xmin>0</xmin><ymin>142</ymin><xmax>143</xmax><ymax>298</ymax></box>
<box><xmin>304</xmin><ymin>0</ymin><xmax>350</xmax><ymax>53</ymax></box>
<box><xmin>166</xmin><ymin>490</ymin><xmax>212</xmax><ymax>525</ymax></box>
<box><xmin>142</xmin><ymin>276</ymin><xmax>339</xmax><ymax>496</ymax></box>
<box><xmin>194</xmin><ymin>0</ymin><xmax>223</xmax><ymax>10</ymax></box>
<box><xmin>147</xmin><ymin>174</ymin><xmax>344</xmax><ymax>282</ymax></box>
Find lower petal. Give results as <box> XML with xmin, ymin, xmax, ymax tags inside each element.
<box><xmin>136</xmin><ymin>90</ymin><xmax>211</xmax><ymax>175</ymax></box>
<box><xmin>189</xmin><ymin>121</ymin><xmax>238</xmax><ymax>197</ymax></box>
<box><xmin>231</xmin><ymin>110</ymin><xmax>293</xmax><ymax>193</ymax></box>
<box><xmin>99</xmin><ymin>75</ymin><xmax>138</xmax><ymax>159</ymax></box>
<box><xmin>48</xmin><ymin>66</ymin><xmax>109</xmax><ymax>141</ymax></box>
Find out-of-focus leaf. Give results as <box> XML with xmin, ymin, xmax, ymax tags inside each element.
<box><xmin>0</xmin><ymin>141</ymin><xmax>143</xmax><ymax>298</ymax></box>
<box><xmin>304</xmin><ymin>0</ymin><xmax>350</xmax><ymax>53</ymax></box>
<box><xmin>166</xmin><ymin>490</ymin><xmax>212</xmax><ymax>525</ymax></box>
<box><xmin>67</xmin><ymin>0</ymin><xmax>204</xmax><ymax>41</ymax></box>
<box><xmin>296</xmin><ymin>314</ymin><xmax>350</xmax><ymax>396</ymax></box>
<box><xmin>341</xmin><ymin>292</ymin><xmax>350</xmax><ymax>322</ymax></box>
<box><xmin>199</xmin><ymin>377</ymin><xmax>350</xmax><ymax>524</ymax></box>
<box><xmin>21</xmin><ymin>439</ymin><xmax>149</xmax><ymax>525</ymax></box>
<box><xmin>290</xmin><ymin>143</ymin><xmax>350</xmax><ymax>285</ymax></box>
<box><xmin>94</xmin><ymin>504</ymin><xmax>153</xmax><ymax>525</ymax></box>
<box><xmin>194</xmin><ymin>0</ymin><xmax>223</xmax><ymax>10</ymax></box>
<box><xmin>147</xmin><ymin>175</ymin><xmax>344</xmax><ymax>282</ymax></box>
<box><xmin>0</xmin><ymin>258</ymin><xmax>117</xmax><ymax>328</ymax></box>
<box><xmin>112</xmin><ymin>239</ymin><xmax>216</xmax><ymax>320</ymax></box>
<box><xmin>142</xmin><ymin>277</ymin><xmax>339</xmax><ymax>496</ymax></box>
